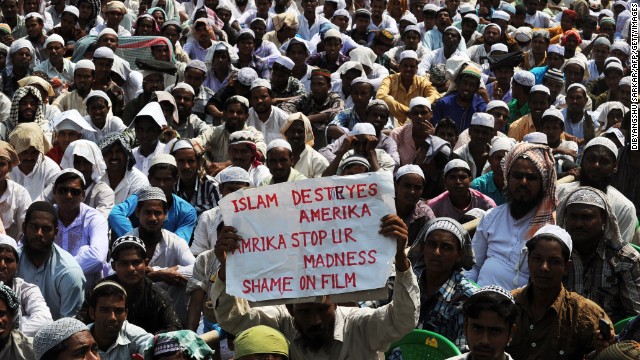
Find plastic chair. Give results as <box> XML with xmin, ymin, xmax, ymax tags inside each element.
<box><xmin>385</xmin><ymin>329</ymin><xmax>461</xmax><ymax>360</ymax></box>
<box><xmin>614</xmin><ymin>316</ymin><xmax>636</xmax><ymax>334</ymax></box>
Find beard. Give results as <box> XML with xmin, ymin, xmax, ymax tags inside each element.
<box><xmin>297</xmin><ymin>321</ymin><xmax>335</xmax><ymax>350</ymax></box>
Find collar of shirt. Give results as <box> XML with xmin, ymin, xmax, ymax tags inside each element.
<box><xmin>418</xmin><ymin>270</ymin><xmax>465</xmax><ymax>303</ymax></box>
<box><xmin>519</xmin><ymin>283</ymin><xmax>567</xmax><ymax>318</ymax></box>
<box><xmin>175</xmin><ymin>175</ymin><xmax>201</xmax><ymax>197</ymax></box>
<box><xmin>88</xmin><ymin>321</ymin><xmax>133</xmax><ymax>352</ymax></box>
<box><xmin>408</xmin><ymin>200</ymin><xmax>434</xmax><ymax>225</ymax></box>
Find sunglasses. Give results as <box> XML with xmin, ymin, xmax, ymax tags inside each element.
<box><xmin>56</xmin><ymin>186</ymin><xmax>82</xmax><ymax>197</ymax></box>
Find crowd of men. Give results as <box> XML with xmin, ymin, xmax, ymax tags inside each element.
<box><xmin>0</xmin><ymin>0</ymin><xmax>636</xmax><ymax>358</ymax></box>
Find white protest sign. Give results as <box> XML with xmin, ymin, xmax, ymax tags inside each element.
<box><xmin>219</xmin><ymin>172</ymin><xmax>397</xmax><ymax>302</ymax></box>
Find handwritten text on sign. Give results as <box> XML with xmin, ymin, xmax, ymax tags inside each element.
<box><xmin>219</xmin><ymin>172</ymin><xmax>396</xmax><ymax>302</ymax></box>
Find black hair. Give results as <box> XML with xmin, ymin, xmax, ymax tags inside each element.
<box><xmin>0</xmin><ymin>244</ymin><xmax>19</xmax><ymax>262</ymax></box>
<box><xmin>54</xmin><ymin>171</ymin><xmax>85</xmax><ymax>191</ymax></box>
<box><xmin>526</xmin><ymin>235</ymin><xmax>571</xmax><ymax>262</ymax></box>
<box><xmin>515</xmin><ymin>4</ymin><xmax>527</xmax><ymax>15</ymax></box>
<box><xmin>435</xmin><ymin>117</ymin><xmax>457</xmax><ymax>132</ymax></box>
<box><xmin>25</xmin><ymin>201</ymin><xmax>58</xmax><ymax>226</ymax></box>
<box><xmin>463</xmin><ymin>290</ymin><xmax>518</xmax><ymax>325</ymax></box>
<box><xmin>111</xmin><ymin>243</ymin><xmax>146</xmax><ymax>261</ymax></box>
<box><xmin>89</xmin><ymin>282</ymin><xmax>127</xmax><ymax>308</ymax></box>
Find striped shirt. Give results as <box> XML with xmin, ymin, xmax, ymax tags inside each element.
<box><xmin>174</xmin><ymin>175</ymin><xmax>219</xmax><ymax>217</ymax></box>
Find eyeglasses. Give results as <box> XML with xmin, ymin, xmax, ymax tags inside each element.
<box><xmin>56</xmin><ymin>186</ymin><xmax>82</xmax><ymax>196</ymax></box>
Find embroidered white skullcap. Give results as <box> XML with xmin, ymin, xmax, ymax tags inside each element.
<box><xmin>333</xmin><ymin>9</ymin><xmax>350</xmax><ymax>18</ymax></box>
<box><xmin>513</xmin><ymin>27</ymin><xmax>533</xmax><ymax>42</ymax></box>
<box><xmin>170</xmin><ymin>139</ymin><xmax>194</xmax><ymax>153</ymax></box>
<box><xmin>484</xmin><ymin>23</ymin><xmax>502</xmax><ymax>35</ymax></box>
<box><xmin>34</xmin><ymin>318</ymin><xmax>89</xmax><ymax>360</ymax></box>
<box><xmin>486</xmin><ymin>100</ymin><xmax>509</xmax><ymax>112</ymax></box>
<box><xmin>584</xmin><ymin>136</ymin><xmax>618</xmax><ymax>159</ymax></box>
<box><xmin>237</xmin><ymin>67</ymin><xmax>259</xmax><ymax>86</ymax></box>
<box><xmin>547</xmin><ymin>44</ymin><xmax>565</xmax><ymax>56</ymax></box>
<box><xmin>463</xmin><ymin>13</ymin><xmax>480</xmax><ymax>24</ymax></box>
<box><xmin>444</xmin><ymin>159</ymin><xmax>471</xmax><ymax>175</ymax></box>
<box><xmin>530</xmin><ymin>224</ymin><xmax>573</xmax><ymax>255</ymax></box>
<box><xmin>404</xmin><ymin>25</ymin><xmax>421</xmax><ymax>35</ymax></box>
<box><xmin>465</xmin><ymin>208</ymin><xmax>487</xmax><ymax>220</ymax></box>
<box><xmin>149</xmin><ymin>153</ymin><xmax>177</xmax><ymax>168</ymax></box>
<box><xmin>367</xmin><ymin>99</ymin><xmax>388</xmax><ymax>111</ymax></box>
<box><xmin>409</xmin><ymin>97</ymin><xmax>431</xmax><ymax>111</ymax></box>
<box><xmin>444</xmin><ymin>25</ymin><xmax>461</xmax><ymax>36</ymax></box>
<box><xmin>567</xmin><ymin>83</ymin><xmax>587</xmax><ymax>95</ymax></box>
<box><xmin>604</xmin><ymin>127</ymin><xmax>625</xmax><ymax>146</ymax></box>
<box><xmin>339</xmin><ymin>155</ymin><xmax>370</xmax><ymax>174</ymax></box>
<box><xmin>98</xmin><ymin>27</ymin><xmax>118</xmax><ymax>38</ymax></box>
<box><xmin>492</xmin><ymin>10</ymin><xmax>510</xmax><ymax>21</ymax></box>
<box><xmin>250</xmin><ymin>78</ymin><xmax>271</xmax><ymax>91</ymax></box>
<box><xmin>513</xmin><ymin>70</ymin><xmax>535</xmax><ymax>87</ymax></box>
<box><xmin>275</xmin><ymin>56</ymin><xmax>295</xmax><ymax>70</ymax></box>
<box><xmin>0</xmin><ymin>234</ymin><xmax>18</xmax><ymax>252</ymax></box>
<box><xmin>490</xmin><ymin>43</ymin><xmax>508</xmax><ymax>54</ymax></box>
<box><xmin>395</xmin><ymin>164</ymin><xmax>425</xmax><ymax>181</ymax></box>
<box><xmin>400</xmin><ymin>13</ymin><xmax>417</xmax><ymax>25</ymax></box>
<box><xmin>227</xmin><ymin>95</ymin><xmax>250</xmax><ymax>109</ymax></box>
<box><xmin>470</xmin><ymin>113</ymin><xmax>495</xmax><ymax>128</ymax></box>
<box><xmin>75</xmin><ymin>59</ymin><xmax>95</xmax><ymax>71</ymax></box>
<box><xmin>219</xmin><ymin>166</ymin><xmax>251</xmax><ymax>184</ymax></box>
<box><xmin>543</xmin><ymin>106</ymin><xmax>564</xmax><ymax>122</ymax></box>
<box><xmin>399</xmin><ymin>50</ymin><xmax>419</xmax><ymax>63</ymax></box>
<box><xmin>530</xmin><ymin>84</ymin><xmax>550</xmax><ymax>95</ymax></box>
<box><xmin>93</xmin><ymin>46</ymin><xmax>115</xmax><ymax>60</ymax></box>
<box><xmin>473</xmin><ymin>285</ymin><xmax>516</xmax><ymax>304</ymax></box>
<box><xmin>63</xmin><ymin>5</ymin><xmax>80</xmax><ymax>18</ymax></box>
<box><xmin>173</xmin><ymin>82</ymin><xmax>195</xmax><ymax>95</ymax></box>
<box><xmin>424</xmin><ymin>218</ymin><xmax>467</xmax><ymax>247</ymax></box>
<box><xmin>619</xmin><ymin>76</ymin><xmax>631</xmax><ymax>86</ymax></box>
<box><xmin>351</xmin><ymin>76</ymin><xmax>372</xmax><ymax>87</ymax></box>
<box><xmin>229</xmin><ymin>130</ymin><xmax>256</xmax><ymax>146</ymax></box>
<box><xmin>523</xmin><ymin>132</ymin><xmax>548</xmax><ymax>144</ymax></box>
<box><xmin>44</xmin><ymin>34</ymin><xmax>64</xmax><ymax>48</ymax></box>
<box><xmin>350</xmin><ymin>123</ymin><xmax>376</xmax><ymax>136</ymax></box>
<box><xmin>137</xmin><ymin>186</ymin><xmax>167</xmax><ymax>203</ymax></box>
<box><xmin>490</xmin><ymin>137</ymin><xmax>516</xmax><ymax>156</ymax></box>
<box><xmin>53</xmin><ymin>110</ymin><xmax>96</xmax><ymax>133</ymax></box>
<box><xmin>267</xmin><ymin>139</ymin><xmax>292</xmax><ymax>153</ymax></box>
<box><xmin>324</xmin><ymin>29</ymin><xmax>342</xmax><ymax>40</ymax></box>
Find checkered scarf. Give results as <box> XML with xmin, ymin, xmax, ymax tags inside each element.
<box><xmin>503</xmin><ymin>142</ymin><xmax>557</xmax><ymax>241</ymax></box>
<box><xmin>7</xmin><ymin>86</ymin><xmax>47</xmax><ymax>136</ymax></box>
<box><xmin>145</xmin><ymin>330</ymin><xmax>214</xmax><ymax>360</ymax></box>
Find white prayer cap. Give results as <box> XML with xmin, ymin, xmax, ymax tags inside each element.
<box><xmin>404</xmin><ymin>25</ymin><xmax>421</xmax><ymax>36</ymax></box>
<box><xmin>333</xmin><ymin>9</ymin><xmax>350</xmax><ymax>18</ymax></box>
<box><xmin>53</xmin><ymin>110</ymin><xmax>96</xmax><ymax>133</ymax></box>
<box><xmin>470</xmin><ymin>113</ymin><xmax>495</xmax><ymax>128</ymax></box>
<box><xmin>98</xmin><ymin>27</ymin><xmax>118</xmax><ymax>38</ymax></box>
<box><xmin>137</xmin><ymin>186</ymin><xmax>167</xmax><ymax>203</ymax></box>
<box><xmin>513</xmin><ymin>70</ymin><xmax>535</xmax><ymax>87</ymax></box>
<box><xmin>134</xmin><ymin>102</ymin><xmax>168</xmax><ymax>127</ymax></box>
<box><xmin>227</xmin><ymin>95</ymin><xmax>250</xmax><ymax>109</ymax></box>
<box><xmin>186</xmin><ymin>59</ymin><xmax>207</xmax><ymax>74</ymax></box>
<box><xmin>423</xmin><ymin>4</ymin><xmax>439</xmax><ymax>12</ymax></box>
<box><xmin>491</xmin><ymin>10</ymin><xmax>510</xmax><ymax>22</ymax></box>
<box><xmin>84</xmin><ymin>90</ymin><xmax>111</xmax><ymax>107</ymax></box>
<box><xmin>523</xmin><ymin>132</ymin><xmax>548</xmax><ymax>145</ymax></box>
<box><xmin>530</xmin><ymin>84</ymin><xmax>550</xmax><ymax>96</ymax></box>
<box><xmin>530</xmin><ymin>224</ymin><xmax>573</xmax><ymax>256</ymax></box>
<box><xmin>367</xmin><ymin>99</ymin><xmax>388</xmax><ymax>111</ymax></box>
<box><xmin>489</xmin><ymin>137</ymin><xmax>516</xmax><ymax>156</ymax></box>
<box><xmin>400</xmin><ymin>13</ymin><xmax>417</xmax><ymax>25</ymax></box>
<box><xmin>513</xmin><ymin>27</ymin><xmax>533</xmax><ymax>42</ymax></box>
<box><xmin>250</xmin><ymin>78</ymin><xmax>271</xmax><ymax>91</ymax></box>
<box><xmin>219</xmin><ymin>166</ymin><xmax>251</xmax><ymax>184</ymax></box>
<box><xmin>604</xmin><ymin>61</ymin><xmax>624</xmax><ymax>74</ymax></box>
<box><xmin>337</xmin><ymin>61</ymin><xmax>364</xmax><ymax>76</ymax></box>
<box><xmin>620</xmin><ymin>76</ymin><xmax>631</xmax><ymax>86</ymax></box>
<box><xmin>409</xmin><ymin>97</ymin><xmax>431</xmax><ymax>111</ymax></box>
<box><xmin>24</xmin><ymin>12</ymin><xmax>43</xmax><ymax>21</ymax></box>
<box><xmin>324</xmin><ymin>29</ymin><xmax>342</xmax><ymax>40</ymax></box>
<box><xmin>63</xmin><ymin>5</ymin><xmax>80</xmax><ymax>18</ymax></box>
<box><xmin>547</xmin><ymin>44</ymin><xmax>565</xmax><ymax>56</ymax></box>
<box><xmin>57</xmin><ymin>168</ymin><xmax>86</xmax><ymax>186</ymax></box>
<box><xmin>44</xmin><ymin>34</ymin><xmax>64</xmax><ymax>48</ymax></box>
<box><xmin>567</xmin><ymin>83</ymin><xmax>587</xmax><ymax>95</ymax></box>
<box><xmin>170</xmin><ymin>139</ymin><xmax>194</xmax><ymax>153</ymax></box>
<box><xmin>463</xmin><ymin>14</ymin><xmax>479</xmax><ymax>24</ymax></box>
<box><xmin>542</xmin><ymin>106</ymin><xmax>564</xmax><ymax>122</ymax></box>
<box><xmin>474</xmin><ymin>285</ymin><xmax>516</xmax><ymax>304</ymax></box>
<box><xmin>75</xmin><ymin>59</ymin><xmax>95</xmax><ymax>72</ymax></box>
<box><xmin>34</xmin><ymin>318</ymin><xmax>89</xmax><ymax>360</ymax></box>
<box><xmin>486</xmin><ymin>100</ymin><xmax>509</xmax><ymax>112</ymax></box>
<box><xmin>395</xmin><ymin>164</ymin><xmax>425</xmax><ymax>181</ymax></box>
<box><xmin>604</xmin><ymin>127</ymin><xmax>625</xmax><ymax>146</ymax></box>
<box><xmin>274</xmin><ymin>56</ymin><xmax>295</xmax><ymax>70</ymax></box>
<box><xmin>173</xmin><ymin>82</ymin><xmax>195</xmax><ymax>95</ymax></box>
<box><xmin>489</xmin><ymin>43</ymin><xmax>508</xmax><ymax>54</ymax></box>
<box><xmin>459</xmin><ymin>3</ymin><xmax>475</xmax><ymax>14</ymax></box>
<box><xmin>237</xmin><ymin>67</ymin><xmax>259</xmax><ymax>86</ymax></box>
<box><xmin>584</xmin><ymin>136</ymin><xmax>619</xmax><ymax>159</ymax></box>
<box><xmin>149</xmin><ymin>153</ymin><xmax>177</xmax><ymax>168</ymax></box>
<box><xmin>350</xmin><ymin>123</ymin><xmax>376</xmax><ymax>136</ymax></box>
<box><xmin>93</xmin><ymin>46</ymin><xmax>115</xmax><ymax>60</ymax></box>
<box><xmin>348</xmin><ymin>47</ymin><xmax>376</xmax><ymax>69</ymax></box>
<box><xmin>351</xmin><ymin>76</ymin><xmax>372</xmax><ymax>87</ymax></box>
<box><xmin>399</xmin><ymin>50</ymin><xmax>419</xmax><ymax>63</ymax></box>
<box><xmin>444</xmin><ymin>25</ymin><xmax>462</xmax><ymax>36</ymax></box>
<box><xmin>267</xmin><ymin>139</ymin><xmax>292</xmax><ymax>153</ymax></box>
<box><xmin>484</xmin><ymin>23</ymin><xmax>502</xmax><ymax>35</ymax></box>
<box><xmin>611</xmin><ymin>41</ymin><xmax>630</xmax><ymax>55</ymax></box>
<box><xmin>237</xmin><ymin>28</ymin><xmax>255</xmax><ymax>39</ymax></box>
<box><xmin>444</xmin><ymin>159</ymin><xmax>471</xmax><ymax>176</ymax></box>
<box><xmin>0</xmin><ymin>234</ymin><xmax>18</xmax><ymax>252</ymax></box>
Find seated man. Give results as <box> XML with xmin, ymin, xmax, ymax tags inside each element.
<box><xmin>212</xmin><ymin>214</ymin><xmax>419</xmax><ymax>359</ymax></box>
<box><xmin>414</xmin><ymin>218</ymin><xmax>476</xmax><ymax>351</ymax></box>
<box><xmin>507</xmin><ymin>84</ymin><xmax>551</xmax><ymax>141</ymax></box>
<box><xmin>269</xmin><ymin>56</ymin><xmax>308</xmax><ymax>108</ymax></box>
<box><xmin>558</xmin><ymin>187</ymin><xmax>640</xmax><ymax>323</ymax></box>
<box><xmin>167</xmin><ymin>83</ymin><xmax>210</xmax><ymax>139</ymax></box>
<box><xmin>389</xmin><ymin>97</ymin><xmax>436</xmax><ymax>166</ymax></box>
<box><xmin>81</xmin><ymin>90</ymin><xmax>127</xmax><ymax>144</ymax></box>
<box><xmin>18</xmin><ymin>201</ymin><xmax>86</xmax><ymax>320</ymax></box>
<box><xmin>131</xmin><ymin>102</ymin><xmax>168</xmax><ymax>176</ymax></box>
<box><xmin>47</xmin><ymin>109</ymin><xmax>96</xmax><ymax>164</ymax></box>
<box><xmin>454</xmin><ymin>100</ymin><xmax>510</xmax><ymax>151</ymax></box>
<box><xmin>446</xmin><ymin>285</ymin><xmax>518</xmax><ymax>360</ymax></box>
<box><xmin>98</xmin><ymin>133</ymin><xmax>149</xmax><ymax>204</ymax></box>
<box><xmin>109</xmin><ymin>154</ymin><xmax>197</xmax><ymax>243</ymax></box>
<box><xmin>77</xmin><ymin>235</ymin><xmax>182</xmax><ymax>334</ymax></box>
<box><xmin>453</xmin><ymin>113</ymin><xmax>496</xmax><ymax>179</ymax></box>
<box><xmin>329</xmin><ymin>77</ymin><xmax>375</xmax><ymax>139</ymax></box>
<box><xmin>507</xmin><ymin>224</ymin><xmax>614</xmax><ymax>359</ymax></box>
<box><xmin>305</xmin><ymin>29</ymin><xmax>349</xmax><ymax>73</ymax></box>
<box><xmin>233</xmin><ymin>326</ymin><xmax>289</xmax><ymax>360</ymax></box>
<box><xmin>281</xmin><ymin>113</ymin><xmax>329</xmax><ymax>179</ymax></box>
<box><xmin>0</xmin><ymin>282</ymin><xmax>35</xmax><ymax>359</ymax></box>
<box><xmin>558</xmin><ymin>137</ymin><xmax>637</xmax><ymax>242</ymax></box>
<box><xmin>428</xmin><ymin>159</ymin><xmax>496</xmax><ymax>222</ymax></box>
<box><xmin>540</xmin><ymin>107</ymin><xmax>579</xmax><ymax>172</ymax></box>
<box><xmin>144</xmin><ymin>330</ymin><xmax>214</xmax><ymax>359</ymax></box>
<box><xmin>260</xmin><ymin>139</ymin><xmax>307</xmax><ymax>186</ymax></box>
<box><xmin>127</xmin><ymin>186</ymin><xmax>195</xmax><ymax>324</ymax></box>
<box><xmin>169</xmin><ymin>140</ymin><xmax>218</xmax><ymax>217</ymax></box>
<box><xmin>122</xmin><ymin>59</ymin><xmax>176</xmax><ymax>126</ymax></box>
<box><xmin>246</xmin><ymin>79</ymin><xmax>290</xmax><ymax>144</ymax></box>
<box><xmin>467</xmin><ymin>142</ymin><xmax>556</xmax><ymax>290</ymax></box>
<box><xmin>51</xmin><ymin>60</ymin><xmax>95</xmax><ymax>116</ymax></box>
<box><xmin>87</xmin><ymin>281</ymin><xmax>153</xmax><ymax>359</ymax></box>
<box><xmin>471</xmin><ymin>137</ymin><xmax>515</xmax><ymax>206</ymax></box>
<box><xmin>33</xmin><ymin>318</ymin><xmax>99</xmax><ymax>360</ymax></box>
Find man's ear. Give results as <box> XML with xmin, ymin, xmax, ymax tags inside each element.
<box><xmin>111</xmin><ymin>261</ymin><xmax>117</xmax><ymax>272</ymax></box>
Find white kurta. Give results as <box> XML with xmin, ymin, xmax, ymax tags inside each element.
<box><xmin>9</xmin><ymin>154</ymin><xmax>61</xmax><ymax>200</ymax></box>
<box><xmin>246</xmin><ymin>106</ymin><xmax>290</xmax><ymax>145</ymax></box>
<box><xmin>104</xmin><ymin>168</ymin><xmax>149</xmax><ymax>205</ymax></box>
<box><xmin>294</xmin><ymin>145</ymin><xmax>329</xmax><ymax>178</ymax></box>
<box><xmin>133</xmin><ymin>142</ymin><xmax>165</xmax><ymax>176</ymax></box>
<box><xmin>82</xmin><ymin>116</ymin><xmax>128</xmax><ymax>144</ymax></box>
<box><xmin>0</xmin><ymin>180</ymin><xmax>32</xmax><ymax>239</ymax></box>
<box><xmin>191</xmin><ymin>207</ymin><xmax>222</xmax><ymax>256</ymax></box>
<box><xmin>12</xmin><ymin>277</ymin><xmax>53</xmax><ymax>338</ymax></box>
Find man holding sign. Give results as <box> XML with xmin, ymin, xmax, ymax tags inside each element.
<box><xmin>212</xmin><ymin>213</ymin><xmax>419</xmax><ymax>359</ymax></box>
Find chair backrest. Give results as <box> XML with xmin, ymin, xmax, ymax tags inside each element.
<box><xmin>385</xmin><ymin>329</ymin><xmax>461</xmax><ymax>360</ymax></box>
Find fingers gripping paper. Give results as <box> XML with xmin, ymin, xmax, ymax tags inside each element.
<box><xmin>219</xmin><ymin>172</ymin><xmax>397</xmax><ymax>302</ymax></box>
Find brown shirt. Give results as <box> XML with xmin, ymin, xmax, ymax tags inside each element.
<box><xmin>507</xmin><ymin>285</ymin><xmax>610</xmax><ymax>360</ymax></box>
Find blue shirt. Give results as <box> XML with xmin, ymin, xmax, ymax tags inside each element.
<box><xmin>530</xmin><ymin>65</ymin><xmax>549</xmax><ymax>85</ymax></box>
<box><xmin>471</xmin><ymin>171</ymin><xmax>506</xmax><ymax>206</ymax></box>
<box><xmin>432</xmin><ymin>92</ymin><xmax>487</xmax><ymax>134</ymax></box>
<box><xmin>109</xmin><ymin>193</ymin><xmax>197</xmax><ymax>242</ymax></box>
<box><xmin>18</xmin><ymin>244</ymin><xmax>86</xmax><ymax>320</ymax></box>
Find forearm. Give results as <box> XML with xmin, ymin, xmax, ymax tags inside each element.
<box><xmin>186</xmin><ymin>289</ymin><xmax>206</xmax><ymax>331</ymax></box>
<box><xmin>322</xmin><ymin>149</ymin><xmax>348</xmax><ymax>177</ymax></box>
<box><xmin>368</xmin><ymin>150</ymin><xmax>381</xmax><ymax>172</ymax></box>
